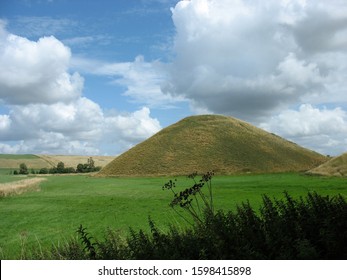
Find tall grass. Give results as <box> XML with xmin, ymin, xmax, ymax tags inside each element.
<box><xmin>0</xmin><ymin>178</ymin><xmax>46</xmax><ymax>197</ymax></box>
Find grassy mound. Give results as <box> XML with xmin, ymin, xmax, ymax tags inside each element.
<box><xmin>307</xmin><ymin>153</ymin><xmax>347</xmax><ymax>177</ymax></box>
<box><xmin>98</xmin><ymin>115</ymin><xmax>326</xmax><ymax>176</ymax></box>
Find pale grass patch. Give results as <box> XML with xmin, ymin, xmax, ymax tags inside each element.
<box><xmin>0</xmin><ymin>177</ymin><xmax>47</xmax><ymax>197</ymax></box>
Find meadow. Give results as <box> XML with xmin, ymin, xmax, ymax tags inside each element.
<box><xmin>1</xmin><ymin>172</ymin><xmax>347</xmax><ymax>259</ymax></box>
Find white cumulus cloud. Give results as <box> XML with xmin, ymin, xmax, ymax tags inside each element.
<box><xmin>104</xmin><ymin>107</ymin><xmax>162</xmax><ymax>150</ymax></box>
<box><xmin>165</xmin><ymin>0</ymin><xmax>347</xmax><ymax>119</ymax></box>
<box><xmin>162</xmin><ymin>0</ymin><xmax>347</xmax><ymax>155</ymax></box>
<box><xmin>0</xmin><ymin>101</ymin><xmax>161</xmax><ymax>155</ymax></box>
<box><xmin>72</xmin><ymin>55</ymin><xmax>185</xmax><ymax>108</ymax></box>
<box><xmin>0</xmin><ymin>24</ymin><xmax>83</xmax><ymax>105</ymax></box>
<box><xmin>260</xmin><ymin>104</ymin><xmax>347</xmax><ymax>155</ymax></box>
<box><xmin>0</xmin><ymin>23</ymin><xmax>162</xmax><ymax>155</ymax></box>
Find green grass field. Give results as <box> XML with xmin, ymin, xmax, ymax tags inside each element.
<box><xmin>1</xmin><ymin>172</ymin><xmax>347</xmax><ymax>259</ymax></box>
<box><xmin>0</xmin><ymin>169</ymin><xmax>28</xmax><ymax>183</ymax></box>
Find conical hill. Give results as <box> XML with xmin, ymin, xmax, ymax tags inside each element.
<box><xmin>98</xmin><ymin>115</ymin><xmax>327</xmax><ymax>176</ymax></box>
<box><xmin>307</xmin><ymin>153</ymin><xmax>347</xmax><ymax>177</ymax></box>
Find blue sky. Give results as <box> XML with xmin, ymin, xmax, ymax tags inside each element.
<box><xmin>1</xmin><ymin>0</ymin><xmax>180</xmax><ymax>115</ymax></box>
<box><xmin>0</xmin><ymin>0</ymin><xmax>347</xmax><ymax>156</ymax></box>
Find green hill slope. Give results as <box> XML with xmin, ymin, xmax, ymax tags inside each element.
<box><xmin>307</xmin><ymin>153</ymin><xmax>347</xmax><ymax>177</ymax></box>
<box><xmin>98</xmin><ymin>115</ymin><xmax>327</xmax><ymax>176</ymax></box>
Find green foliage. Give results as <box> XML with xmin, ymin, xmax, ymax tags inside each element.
<box><xmin>57</xmin><ymin>162</ymin><xmax>65</xmax><ymax>173</ymax></box>
<box><xmin>163</xmin><ymin>171</ymin><xmax>215</xmax><ymax>225</ymax></box>
<box><xmin>12</xmin><ymin>157</ymin><xmax>100</xmax><ymax>175</ymax></box>
<box><xmin>36</xmin><ymin>157</ymin><xmax>101</xmax><ymax>174</ymax></box>
<box><xmin>65</xmin><ymin>167</ymin><xmax>76</xmax><ymax>173</ymax></box>
<box><xmin>76</xmin><ymin>157</ymin><xmax>101</xmax><ymax>173</ymax></box>
<box><xmin>19</xmin><ymin>163</ymin><xmax>28</xmax><ymax>175</ymax></box>
<box><xmin>26</xmin><ymin>237</ymin><xmax>87</xmax><ymax>260</ymax></box>
<box><xmin>76</xmin><ymin>225</ymin><xmax>97</xmax><ymax>259</ymax></box>
<box><xmin>96</xmin><ymin>229</ymin><xmax>127</xmax><ymax>259</ymax></box>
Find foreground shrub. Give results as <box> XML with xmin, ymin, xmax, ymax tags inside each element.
<box><xmin>197</xmin><ymin>192</ymin><xmax>347</xmax><ymax>259</ymax></box>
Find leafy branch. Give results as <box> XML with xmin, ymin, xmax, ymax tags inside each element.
<box><xmin>76</xmin><ymin>224</ymin><xmax>97</xmax><ymax>259</ymax></box>
<box><xmin>162</xmin><ymin>171</ymin><xmax>215</xmax><ymax>225</ymax></box>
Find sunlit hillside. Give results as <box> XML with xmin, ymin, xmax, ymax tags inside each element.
<box><xmin>98</xmin><ymin>115</ymin><xmax>327</xmax><ymax>176</ymax></box>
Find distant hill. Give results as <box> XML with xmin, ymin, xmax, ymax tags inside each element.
<box><xmin>98</xmin><ymin>115</ymin><xmax>327</xmax><ymax>177</ymax></box>
<box><xmin>0</xmin><ymin>154</ymin><xmax>114</xmax><ymax>170</ymax></box>
<box><xmin>307</xmin><ymin>153</ymin><xmax>347</xmax><ymax>177</ymax></box>
<box><xmin>37</xmin><ymin>155</ymin><xmax>114</xmax><ymax>169</ymax></box>
<box><xmin>0</xmin><ymin>154</ymin><xmax>50</xmax><ymax>169</ymax></box>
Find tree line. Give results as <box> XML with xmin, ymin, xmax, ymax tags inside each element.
<box><xmin>13</xmin><ymin>157</ymin><xmax>101</xmax><ymax>175</ymax></box>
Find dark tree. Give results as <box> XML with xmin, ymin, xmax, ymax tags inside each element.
<box><xmin>39</xmin><ymin>168</ymin><xmax>48</xmax><ymax>174</ymax></box>
<box><xmin>88</xmin><ymin>157</ymin><xmax>95</xmax><ymax>170</ymax></box>
<box><xmin>19</xmin><ymin>163</ymin><xmax>28</xmax><ymax>175</ymax></box>
<box><xmin>77</xmin><ymin>163</ymin><xmax>84</xmax><ymax>173</ymax></box>
<box><xmin>57</xmin><ymin>162</ymin><xmax>65</xmax><ymax>173</ymax></box>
